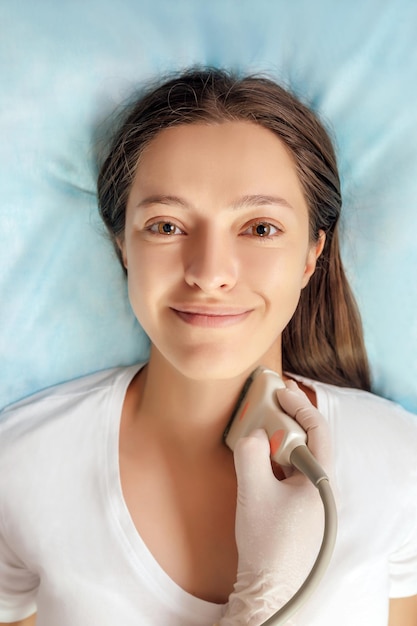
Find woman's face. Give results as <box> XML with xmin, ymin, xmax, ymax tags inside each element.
<box><xmin>121</xmin><ymin>121</ymin><xmax>323</xmax><ymax>380</ymax></box>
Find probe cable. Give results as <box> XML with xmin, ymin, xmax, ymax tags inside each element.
<box><xmin>262</xmin><ymin>444</ymin><xmax>338</xmax><ymax>625</ymax></box>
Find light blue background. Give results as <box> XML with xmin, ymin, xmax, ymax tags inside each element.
<box><xmin>1</xmin><ymin>0</ymin><xmax>416</xmax><ymax>413</ymax></box>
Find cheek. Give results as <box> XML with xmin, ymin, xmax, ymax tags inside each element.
<box><xmin>123</xmin><ymin>245</ymin><xmax>152</xmax><ymax>309</ymax></box>
<box><xmin>242</xmin><ymin>246</ymin><xmax>308</xmax><ymax>291</ymax></box>
<box><xmin>124</xmin><ymin>244</ymin><xmax>182</xmax><ymax>311</ymax></box>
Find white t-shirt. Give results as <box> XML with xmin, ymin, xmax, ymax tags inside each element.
<box><xmin>0</xmin><ymin>365</ymin><xmax>416</xmax><ymax>625</ymax></box>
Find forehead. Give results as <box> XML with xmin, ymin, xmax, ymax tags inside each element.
<box><xmin>131</xmin><ymin>121</ymin><xmax>306</xmax><ymax>210</ymax></box>
<box><xmin>139</xmin><ymin>120</ymin><xmax>293</xmax><ymax>165</ymax></box>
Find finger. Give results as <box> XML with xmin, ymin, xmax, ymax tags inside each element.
<box><xmin>276</xmin><ymin>386</ymin><xmax>331</xmax><ymax>470</ymax></box>
<box><xmin>233</xmin><ymin>429</ymin><xmax>277</xmax><ymax>498</ymax></box>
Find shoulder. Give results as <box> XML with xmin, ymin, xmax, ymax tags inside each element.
<box><xmin>317</xmin><ymin>381</ymin><xmax>417</xmax><ymax>444</ymax></box>
<box><xmin>323</xmin><ymin>382</ymin><xmax>417</xmax><ymax>462</ymax></box>
<box><xmin>0</xmin><ymin>363</ymin><xmax>144</xmax><ymax>516</ymax></box>
<box><xmin>295</xmin><ymin>375</ymin><xmax>417</xmax><ymax>440</ymax></box>
<box><xmin>0</xmin><ymin>364</ymin><xmax>143</xmax><ymax>445</ymax></box>
<box><xmin>291</xmin><ymin>374</ymin><xmax>417</xmax><ymax>490</ymax></box>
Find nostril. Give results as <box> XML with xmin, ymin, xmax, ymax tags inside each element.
<box><xmin>183</xmin><ymin>233</ymin><xmax>238</xmax><ymax>292</ymax></box>
<box><xmin>184</xmin><ymin>271</ymin><xmax>237</xmax><ymax>293</ymax></box>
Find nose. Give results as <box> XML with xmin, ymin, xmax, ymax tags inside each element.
<box><xmin>183</xmin><ymin>226</ymin><xmax>238</xmax><ymax>293</ymax></box>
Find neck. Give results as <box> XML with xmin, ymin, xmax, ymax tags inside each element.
<box><xmin>128</xmin><ymin>346</ymin><xmax>282</xmax><ymax>458</ymax></box>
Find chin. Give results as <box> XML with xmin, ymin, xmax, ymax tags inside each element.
<box><xmin>160</xmin><ymin>342</ymin><xmax>280</xmax><ymax>382</ymax></box>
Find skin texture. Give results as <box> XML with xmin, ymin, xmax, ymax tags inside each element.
<box><xmin>121</xmin><ymin>121</ymin><xmax>323</xmax><ymax>383</ymax></box>
<box><xmin>388</xmin><ymin>596</ymin><xmax>417</xmax><ymax>625</ymax></box>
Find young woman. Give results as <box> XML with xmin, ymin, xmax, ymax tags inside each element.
<box><xmin>1</xmin><ymin>68</ymin><xmax>416</xmax><ymax>626</ymax></box>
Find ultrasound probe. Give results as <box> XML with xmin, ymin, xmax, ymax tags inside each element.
<box><xmin>224</xmin><ymin>367</ymin><xmax>338</xmax><ymax>624</ymax></box>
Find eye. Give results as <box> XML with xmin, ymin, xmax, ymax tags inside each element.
<box><xmin>148</xmin><ymin>221</ymin><xmax>184</xmax><ymax>236</ymax></box>
<box><xmin>242</xmin><ymin>221</ymin><xmax>281</xmax><ymax>238</ymax></box>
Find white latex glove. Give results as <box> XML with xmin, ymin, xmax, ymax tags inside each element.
<box><xmin>217</xmin><ymin>380</ymin><xmax>333</xmax><ymax>626</ymax></box>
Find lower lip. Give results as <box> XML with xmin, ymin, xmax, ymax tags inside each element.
<box><xmin>172</xmin><ymin>309</ymin><xmax>251</xmax><ymax>328</ymax></box>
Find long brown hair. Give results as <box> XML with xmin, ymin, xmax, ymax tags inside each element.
<box><xmin>97</xmin><ymin>67</ymin><xmax>371</xmax><ymax>391</ymax></box>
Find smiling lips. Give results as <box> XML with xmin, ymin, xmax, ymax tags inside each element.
<box><xmin>172</xmin><ymin>307</ymin><xmax>252</xmax><ymax>328</ymax></box>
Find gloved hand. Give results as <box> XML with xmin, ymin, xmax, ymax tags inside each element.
<box><xmin>217</xmin><ymin>380</ymin><xmax>333</xmax><ymax>626</ymax></box>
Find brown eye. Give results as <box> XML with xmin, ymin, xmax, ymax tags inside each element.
<box><xmin>158</xmin><ymin>222</ymin><xmax>177</xmax><ymax>235</ymax></box>
<box><xmin>252</xmin><ymin>222</ymin><xmax>272</xmax><ymax>237</ymax></box>
<box><xmin>241</xmin><ymin>221</ymin><xmax>281</xmax><ymax>239</ymax></box>
<box><xmin>148</xmin><ymin>221</ymin><xmax>182</xmax><ymax>235</ymax></box>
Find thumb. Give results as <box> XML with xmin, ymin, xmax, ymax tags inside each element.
<box><xmin>233</xmin><ymin>429</ymin><xmax>276</xmax><ymax>499</ymax></box>
<box><xmin>276</xmin><ymin>384</ymin><xmax>332</xmax><ymax>475</ymax></box>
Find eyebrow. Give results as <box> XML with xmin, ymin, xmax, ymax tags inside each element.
<box><xmin>136</xmin><ymin>194</ymin><xmax>294</xmax><ymax>211</ymax></box>
<box><xmin>136</xmin><ymin>195</ymin><xmax>190</xmax><ymax>210</ymax></box>
<box><xmin>230</xmin><ymin>194</ymin><xmax>294</xmax><ymax>211</ymax></box>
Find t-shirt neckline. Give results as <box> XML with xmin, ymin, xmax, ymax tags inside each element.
<box><xmin>103</xmin><ymin>364</ymin><xmax>224</xmax><ymax>622</ymax></box>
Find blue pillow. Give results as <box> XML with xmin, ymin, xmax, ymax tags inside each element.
<box><xmin>1</xmin><ymin>0</ymin><xmax>416</xmax><ymax>413</ymax></box>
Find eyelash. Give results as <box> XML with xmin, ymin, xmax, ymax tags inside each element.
<box><xmin>145</xmin><ymin>219</ymin><xmax>282</xmax><ymax>239</ymax></box>
<box><xmin>241</xmin><ymin>221</ymin><xmax>282</xmax><ymax>240</ymax></box>
<box><xmin>146</xmin><ymin>221</ymin><xmax>184</xmax><ymax>236</ymax></box>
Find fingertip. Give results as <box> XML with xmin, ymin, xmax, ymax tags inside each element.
<box><xmin>276</xmin><ymin>385</ymin><xmax>310</xmax><ymax>412</ymax></box>
<box><xmin>284</xmin><ymin>379</ymin><xmax>300</xmax><ymax>392</ymax></box>
<box><xmin>234</xmin><ymin>428</ymin><xmax>269</xmax><ymax>457</ymax></box>
<box><xmin>276</xmin><ymin>381</ymin><xmax>306</xmax><ymax>402</ymax></box>
<box><xmin>233</xmin><ymin>428</ymin><xmax>274</xmax><ymax>483</ymax></box>
<box><xmin>249</xmin><ymin>428</ymin><xmax>269</xmax><ymax>442</ymax></box>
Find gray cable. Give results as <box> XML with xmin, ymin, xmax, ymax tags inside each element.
<box><xmin>262</xmin><ymin>445</ymin><xmax>338</xmax><ymax>625</ymax></box>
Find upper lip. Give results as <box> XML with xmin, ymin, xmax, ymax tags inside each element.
<box><xmin>171</xmin><ymin>305</ymin><xmax>252</xmax><ymax>316</ymax></box>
